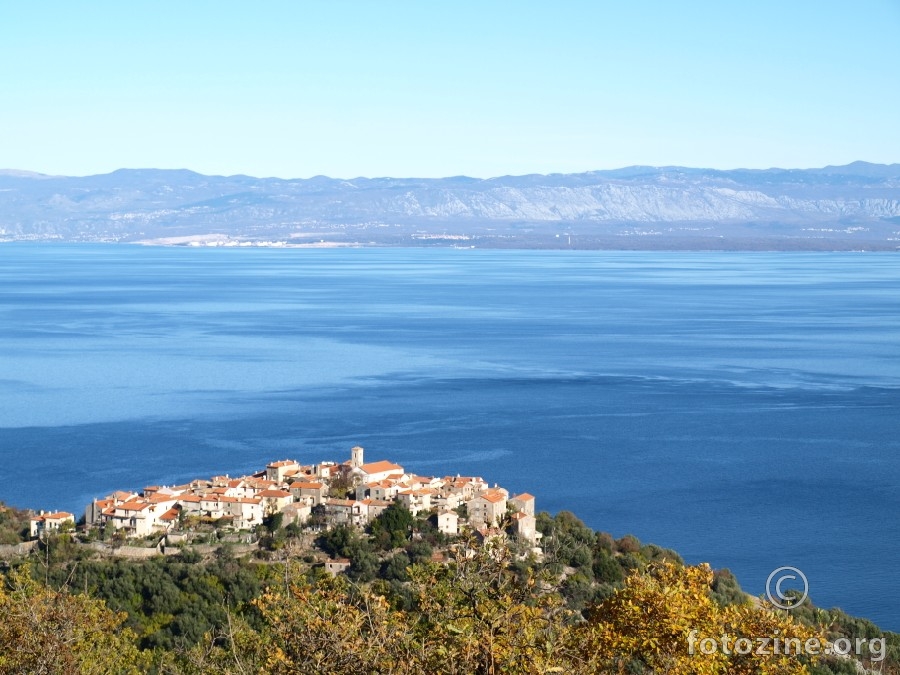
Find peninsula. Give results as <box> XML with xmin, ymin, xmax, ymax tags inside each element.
<box><xmin>3</xmin><ymin>445</ymin><xmax>896</xmax><ymax>674</ymax></box>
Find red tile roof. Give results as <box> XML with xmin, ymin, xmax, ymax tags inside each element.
<box><xmin>258</xmin><ymin>489</ymin><xmax>291</xmax><ymax>498</ymax></box>
<box><xmin>32</xmin><ymin>511</ymin><xmax>74</xmax><ymax>522</ymax></box>
<box><xmin>159</xmin><ymin>507</ymin><xmax>180</xmax><ymax>522</ymax></box>
<box><xmin>360</xmin><ymin>460</ymin><xmax>404</xmax><ymax>475</ymax></box>
<box><xmin>325</xmin><ymin>498</ymin><xmax>357</xmax><ymax>507</ymax></box>
<box><xmin>117</xmin><ymin>500</ymin><xmax>151</xmax><ymax>511</ymax></box>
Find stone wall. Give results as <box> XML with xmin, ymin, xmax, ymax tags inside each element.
<box><xmin>0</xmin><ymin>540</ymin><xmax>39</xmax><ymax>558</ymax></box>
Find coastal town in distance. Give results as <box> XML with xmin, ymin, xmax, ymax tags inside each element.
<box><xmin>29</xmin><ymin>446</ymin><xmax>540</xmax><ymax>567</ymax></box>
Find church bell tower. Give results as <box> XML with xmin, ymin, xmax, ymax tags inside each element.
<box><xmin>351</xmin><ymin>445</ymin><xmax>364</xmax><ymax>469</ymax></box>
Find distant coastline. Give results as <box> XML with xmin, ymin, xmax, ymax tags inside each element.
<box><xmin>1</xmin><ymin>162</ymin><xmax>898</xmax><ymax>251</ymax></box>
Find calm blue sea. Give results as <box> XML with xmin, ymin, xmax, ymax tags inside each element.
<box><xmin>1</xmin><ymin>244</ymin><xmax>898</xmax><ymax>629</ymax></box>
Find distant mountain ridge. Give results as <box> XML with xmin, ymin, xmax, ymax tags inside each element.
<box><xmin>1</xmin><ymin>162</ymin><xmax>898</xmax><ymax>249</ymax></box>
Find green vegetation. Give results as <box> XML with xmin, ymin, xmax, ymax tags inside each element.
<box><xmin>42</xmin><ymin>550</ymin><xmax>272</xmax><ymax>651</ymax></box>
<box><xmin>0</xmin><ymin>506</ymin><xmax>896</xmax><ymax>674</ymax></box>
<box><xmin>0</xmin><ymin>502</ymin><xmax>30</xmax><ymax>545</ymax></box>
<box><xmin>0</xmin><ymin>564</ymin><xmax>147</xmax><ymax>674</ymax></box>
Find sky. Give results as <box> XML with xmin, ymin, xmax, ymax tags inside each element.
<box><xmin>1</xmin><ymin>1</ymin><xmax>898</xmax><ymax>179</ymax></box>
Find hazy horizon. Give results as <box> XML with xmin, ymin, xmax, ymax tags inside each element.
<box><xmin>2</xmin><ymin>2</ymin><xmax>898</xmax><ymax>179</ymax></box>
<box><xmin>3</xmin><ymin>159</ymin><xmax>898</xmax><ymax>183</ymax></box>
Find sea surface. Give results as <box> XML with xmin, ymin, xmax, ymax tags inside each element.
<box><xmin>1</xmin><ymin>244</ymin><xmax>898</xmax><ymax>629</ymax></box>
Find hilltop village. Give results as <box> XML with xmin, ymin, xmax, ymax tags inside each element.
<box><xmin>29</xmin><ymin>446</ymin><xmax>540</xmax><ymax>558</ymax></box>
<box><xmin>16</xmin><ymin>449</ymin><xmax>896</xmax><ymax>675</ymax></box>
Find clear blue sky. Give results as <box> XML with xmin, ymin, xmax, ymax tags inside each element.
<box><xmin>1</xmin><ymin>1</ymin><xmax>898</xmax><ymax>178</ymax></box>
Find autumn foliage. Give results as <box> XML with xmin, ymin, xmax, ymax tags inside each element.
<box><xmin>165</xmin><ymin>540</ymin><xmax>826</xmax><ymax>675</ymax></box>
<box><xmin>579</xmin><ymin>561</ymin><xmax>823</xmax><ymax>674</ymax></box>
<box><xmin>2</xmin><ymin>528</ymin><xmax>889</xmax><ymax>674</ymax></box>
<box><xmin>0</xmin><ymin>566</ymin><xmax>146</xmax><ymax>674</ymax></box>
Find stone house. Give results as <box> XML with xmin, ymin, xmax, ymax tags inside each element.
<box><xmin>356</xmin><ymin>460</ymin><xmax>406</xmax><ymax>484</ymax></box>
<box><xmin>280</xmin><ymin>501</ymin><xmax>311</xmax><ymax>526</ymax></box>
<box><xmin>323</xmin><ymin>498</ymin><xmax>366</xmax><ymax>527</ymax></box>
<box><xmin>325</xmin><ymin>558</ymin><xmax>351</xmax><ymax>576</ymax></box>
<box><xmin>226</xmin><ymin>497</ymin><xmax>264</xmax><ymax>529</ymax></box>
<box><xmin>266</xmin><ymin>460</ymin><xmax>301</xmax><ymax>483</ymax></box>
<box><xmin>289</xmin><ymin>480</ymin><xmax>327</xmax><ymax>506</ymax></box>
<box><xmin>362</xmin><ymin>498</ymin><xmax>393</xmax><ymax>522</ymax></box>
<box><xmin>509</xmin><ymin>511</ymin><xmax>539</xmax><ymax>545</ymax></box>
<box><xmin>103</xmin><ymin>498</ymin><xmax>173</xmax><ymax>537</ymax></box>
<box><xmin>509</xmin><ymin>493</ymin><xmax>535</xmax><ymax>516</ymax></box>
<box><xmin>257</xmin><ymin>488</ymin><xmax>293</xmax><ymax>515</ymax></box>
<box><xmin>436</xmin><ymin>510</ymin><xmax>459</xmax><ymax>536</ymax></box>
<box><xmin>397</xmin><ymin>488</ymin><xmax>435</xmax><ymax>516</ymax></box>
<box><xmin>30</xmin><ymin>511</ymin><xmax>75</xmax><ymax>539</ymax></box>
<box><xmin>469</xmin><ymin>489</ymin><xmax>508</xmax><ymax>527</ymax></box>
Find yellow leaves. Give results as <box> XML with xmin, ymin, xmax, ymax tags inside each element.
<box><xmin>247</xmin><ymin>543</ymin><xmax>580</xmax><ymax>675</ymax></box>
<box><xmin>252</xmin><ymin>570</ymin><xmax>418</xmax><ymax>674</ymax></box>
<box><xmin>0</xmin><ymin>565</ymin><xmax>147</xmax><ymax>675</ymax></box>
<box><xmin>575</xmin><ymin>561</ymin><xmax>825</xmax><ymax>675</ymax></box>
<box><xmin>2</xmin><ymin>539</ymin><xmax>826</xmax><ymax>675</ymax></box>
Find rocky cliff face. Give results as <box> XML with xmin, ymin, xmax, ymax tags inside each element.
<box><xmin>1</xmin><ymin>163</ymin><xmax>898</xmax><ymax>248</ymax></box>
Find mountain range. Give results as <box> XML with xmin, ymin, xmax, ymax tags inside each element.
<box><xmin>1</xmin><ymin>162</ymin><xmax>899</xmax><ymax>249</ymax></box>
